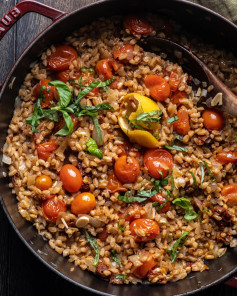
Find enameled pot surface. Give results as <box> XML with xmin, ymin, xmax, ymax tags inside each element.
<box><xmin>0</xmin><ymin>1</ymin><xmax>237</xmax><ymax>295</ymax></box>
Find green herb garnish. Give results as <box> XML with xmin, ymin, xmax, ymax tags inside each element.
<box><xmin>80</xmin><ymin>66</ymin><xmax>87</xmax><ymax>72</ymax></box>
<box><xmin>168</xmin><ymin>231</ymin><xmax>189</xmax><ymax>263</ymax></box>
<box><xmin>163</xmin><ymin>144</ymin><xmax>189</xmax><ymax>152</ymax></box>
<box><xmin>118</xmin><ymin>220</ymin><xmax>126</xmax><ymax>231</ymax></box>
<box><xmin>84</xmin><ymin>230</ymin><xmax>100</xmax><ymax>266</ymax></box>
<box><xmin>168</xmin><ymin>116</ymin><xmax>179</xmax><ymax>123</ymax></box>
<box><xmin>118</xmin><ymin>195</ymin><xmax>148</xmax><ymax>203</ymax></box>
<box><xmin>203</xmin><ymin>161</ymin><xmax>216</xmax><ymax>181</ymax></box>
<box><xmin>200</xmin><ymin>162</ymin><xmax>205</xmax><ymax>184</ymax></box>
<box><xmin>111</xmin><ymin>250</ymin><xmax>122</xmax><ymax>267</ymax></box>
<box><xmin>191</xmin><ymin>172</ymin><xmax>198</xmax><ymax>190</ymax></box>
<box><xmin>136</xmin><ymin>189</ymin><xmax>157</xmax><ymax>198</ymax></box>
<box><xmin>86</xmin><ymin>137</ymin><xmax>103</xmax><ymax>159</ymax></box>
<box><xmin>172</xmin><ymin>197</ymin><xmax>197</xmax><ymax>221</ymax></box>
<box><xmin>115</xmin><ymin>274</ymin><xmax>127</xmax><ymax>281</ymax></box>
<box><xmin>173</xmin><ymin>132</ymin><xmax>183</xmax><ymax>141</ymax></box>
<box><xmin>129</xmin><ymin>110</ymin><xmax>162</xmax><ymax>130</ymax></box>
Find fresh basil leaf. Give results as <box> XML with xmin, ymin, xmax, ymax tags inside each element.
<box><xmin>115</xmin><ymin>274</ymin><xmax>126</xmax><ymax>281</ymax></box>
<box><xmin>129</xmin><ymin>110</ymin><xmax>162</xmax><ymax>130</ymax></box>
<box><xmin>173</xmin><ymin>132</ymin><xmax>183</xmax><ymax>141</ymax></box>
<box><xmin>92</xmin><ymin>117</ymin><xmax>103</xmax><ymax>143</ymax></box>
<box><xmin>111</xmin><ymin>250</ymin><xmax>122</xmax><ymax>267</ymax></box>
<box><xmin>172</xmin><ymin>197</ymin><xmax>197</xmax><ymax>222</ymax></box>
<box><xmin>49</xmin><ymin>80</ymin><xmax>72</xmax><ymax>108</ymax></box>
<box><xmin>118</xmin><ymin>194</ymin><xmax>148</xmax><ymax>203</ymax></box>
<box><xmin>191</xmin><ymin>172</ymin><xmax>198</xmax><ymax>190</ymax></box>
<box><xmin>86</xmin><ymin>137</ymin><xmax>103</xmax><ymax>159</ymax></box>
<box><xmin>137</xmin><ymin>189</ymin><xmax>157</xmax><ymax>198</ymax></box>
<box><xmin>168</xmin><ymin>116</ymin><xmax>179</xmax><ymax>123</ymax></box>
<box><xmin>84</xmin><ymin>230</ymin><xmax>100</xmax><ymax>266</ymax></box>
<box><xmin>55</xmin><ymin>111</ymin><xmax>73</xmax><ymax>136</ymax></box>
<box><xmin>203</xmin><ymin>161</ymin><xmax>216</xmax><ymax>181</ymax></box>
<box><xmin>118</xmin><ymin>220</ymin><xmax>126</xmax><ymax>231</ymax></box>
<box><xmin>80</xmin><ymin>66</ymin><xmax>87</xmax><ymax>72</ymax></box>
<box><xmin>168</xmin><ymin>231</ymin><xmax>189</xmax><ymax>263</ymax></box>
<box><xmin>163</xmin><ymin>144</ymin><xmax>189</xmax><ymax>152</ymax></box>
<box><xmin>80</xmin><ymin>103</ymin><xmax>114</xmax><ymax>112</ymax></box>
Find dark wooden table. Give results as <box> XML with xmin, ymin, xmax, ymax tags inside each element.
<box><xmin>0</xmin><ymin>1</ymin><xmax>236</xmax><ymax>295</ymax></box>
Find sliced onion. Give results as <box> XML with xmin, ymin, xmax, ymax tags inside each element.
<box><xmin>2</xmin><ymin>154</ymin><xmax>12</xmax><ymax>165</ymax></box>
<box><xmin>19</xmin><ymin>161</ymin><xmax>26</xmax><ymax>171</ymax></box>
<box><xmin>14</xmin><ymin>96</ymin><xmax>22</xmax><ymax>108</ymax></box>
<box><xmin>92</xmin><ymin>126</ymin><xmax>104</xmax><ymax>146</ymax></box>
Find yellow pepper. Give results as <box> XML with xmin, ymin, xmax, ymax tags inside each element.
<box><xmin>118</xmin><ymin>93</ymin><xmax>161</xmax><ymax>148</ymax></box>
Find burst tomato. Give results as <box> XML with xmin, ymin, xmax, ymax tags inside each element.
<box><xmin>113</xmin><ymin>44</ymin><xmax>134</xmax><ymax>62</ymax></box>
<box><xmin>71</xmin><ymin>192</ymin><xmax>96</xmax><ymax>215</ymax></box>
<box><xmin>169</xmin><ymin>72</ymin><xmax>180</xmax><ymax>92</ymax></box>
<box><xmin>33</xmin><ymin>79</ymin><xmax>55</xmax><ymax>108</ymax></box>
<box><xmin>130</xmin><ymin>218</ymin><xmax>160</xmax><ymax>242</ymax></box>
<box><xmin>173</xmin><ymin>106</ymin><xmax>190</xmax><ymax>135</ymax></box>
<box><xmin>107</xmin><ymin>170</ymin><xmax>127</xmax><ymax>193</ymax></box>
<box><xmin>36</xmin><ymin>139</ymin><xmax>58</xmax><ymax>161</ymax></box>
<box><xmin>133</xmin><ymin>256</ymin><xmax>157</xmax><ymax>278</ymax></box>
<box><xmin>123</xmin><ymin>15</ymin><xmax>153</xmax><ymax>35</ymax></box>
<box><xmin>144</xmin><ymin>74</ymin><xmax>170</xmax><ymax>101</ymax></box>
<box><xmin>171</xmin><ymin>91</ymin><xmax>186</xmax><ymax>106</ymax></box>
<box><xmin>47</xmin><ymin>45</ymin><xmax>78</xmax><ymax>71</ymax></box>
<box><xmin>216</xmin><ymin>151</ymin><xmax>237</xmax><ymax>164</ymax></box>
<box><xmin>202</xmin><ymin>109</ymin><xmax>225</xmax><ymax>131</ymax></box>
<box><xmin>150</xmin><ymin>193</ymin><xmax>171</xmax><ymax>213</ymax></box>
<box><xmin>56</xmin><ymin>69</ymin><xmax>81</xmax><ymax>82</ymax></box>
<box><xmin>42</xmin><ymin>197</ymin><xmax>66</xmax><ymax>223</ymax></box>
<box><xmin>143</xmin><ymin>148</ymin><xmax>173</xmax><ymax>179</ymax></box>
<box><xmin>120</xmin><ymin>203</ymin><xmax>143</xmax><ymax>222</ymax></box>
<box><xmin>114</xmin><ymin>155</ymin><xmax>140</xmax><ymax>184</ymax></box>
<box><xmin>221</xmin><ymin>184</ymin><xmax>237</xmax><ymax>206</ymax></box>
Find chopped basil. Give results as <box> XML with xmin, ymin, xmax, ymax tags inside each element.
<box><xmin>171</xmin><ymin>170</ymin><xmax>174</xmax><ymax>191</ymax></box>
<box><xmin>163</xmin><ymin>144</ymin><xmax>189</xmax><ymax>152</ymax></box>
<box><xmin>136</xmin><ymin>189</ymin><xmax>157</xmax><ymax>198</ymax></box>
<box><xmin>151</xmin><ymin>174</ymin><xmax>169</xmax><ymax>193</ymax></box>
<box><xmin>200</xmin><ymin>162</ymin><xmax>205</xmax><ymax>184</ymax></box>
<box><xmin>118</xmin><ymin>220</ymin><xmax>126</xmax><ymax>231</ymax></box>
<box><xmin>115</xmin><ymin>274</ymin><xmax>127</xmax><ymax>281</ymax></box>
<box><xmin>84</xmin><ymin>230</ymin><xmax>100</xmax><ymax>266</ymax></box>
<box><xmin>111</xmin><ymin>250</ymin><xmax>122</xmax><ymax>267</ymax></box>
<box><xmin>55</xmin><ymin>111</ymin><xmax>74</xmax><ymax>136</ymax></box>
<box><xmin>203</xmin><ymin>161</ymin><xmax>216</xmax><ymax>181</ymax></box>
<box><xmin>168</xmin><ymin>231</ymin><xmax>189</xmax><ymax>263</ymax></box>
<box><xmin>191</xmin><ymin>172</ymin><xmax>198</xmax><ymax>190</ymax></box>
<box><xmin>167</xmin><ymin>116</ymin><xmax>179</xmax><ymax>123</ymax></box>
<box><xmin>118</xmin><ymin>195</ymin><xmax>148</xmax><ymax>203</ymax></box>
<box><xmin>172</xmin><ymin>197</ymin><xmax>197</xmax><ymax>221</ymax></box>
<box><xmin>173</xmin><ymin>132</ymin><xmax>183</xmax><ymax>141</ymax></box>
<box><xmin>129</xmin><ymin>110</ymin><xmax>162</xmax><ymax>130</ymax></box>
<box><xmin>152</xmin><ymin>190</ymin><xmax>170</xmax><ymax>212</ymax></box>
<box><xmin>86</xmin><ymin>137</ymin><xmax>103</xmax><ymax>159</ymax></box>
<box><xmin>80</xmin><ymin>66</ymin><xmax>87</xmax><ymax>72</ymax></box>
<box><xmin>49</xmin><ymin>80</ymin><xmax>72</xmax><ymax>108</ymax></box>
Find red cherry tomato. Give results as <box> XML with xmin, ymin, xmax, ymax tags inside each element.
<box><xmin>173</xmin><ymin>106</ymin><xmax>190</xmax><ymax>135</ymax></box>
<box><xmin>150</xmin><ymin>193</ymin><xmax>171</xmax><ymax>213</ymax></box>
<box><xmin>221</xmin><ymin>184</ymin><xmax>237</xmax><ymax>207</ymax></box>
<box><xmin>144</xmin><ymin>74</ymin><xmax>170</xmax><ymax>101</ymax></box>
<box><xmin>33</xmin><ymin>79</ymin><xmax>56</xmax><ymax>108</ymax></box>
<box><xmin>133</xmin><ymin>256</ymin><xmax>157</xmax><ymax>279</ymax></box>
<box><xmin>202</xmin><ymin>109</ymin><xmax>225</xmax><ymax>131</ymax></box>
<box><xmin>123</xmin><ymin>15</ymin><xmax>153</xmax><ymax>35</ymax></box>
<box><xmin>107</xmin><ymin>170</ymin><xmax>127</xmax><ymax>193</ymax></box>
<box><xmin>113</xmin><ymin>44</ymin><xmax>134</xmax><ymax>62</ymax></box>
<box><xmin>130</xmin><ymin>218</ymin><xmax>160</xmax><ymax>242</ymax></box>
<box><xmin>36</xmin><ymin>139</ymin><xmax>58</xmax><ymax>161</ymax></box>
<box><xmin>143</xmin><ymin>148</ymin><xmax>173</xmax><ymax>179</ymax></box>
<box><xmin>114</xmin><ymin>155</ymin><xmax>140</xmax><ymax>184</ymax></box>
<box><xmin>71</xmin><ymin>192</ymin><xmax>96</xmax><ymax>215</ymax></box>
<box><xmin>35</xmin><ymin>175</ymin><xmax>53</xmax><ymax>190</ymax></box>
<box><xmin>169</xmin><ymin>72</ymin><xmax>180</xmax><ymax>92</ymax></box>
<box><xmin>60</xmin><ymin>164</ymin><xmax>83</xmax><ymax>193</ymax></box>
<box><xmin>216</xmin><ymin>151</ymin><xmax>237</xmax><ymax>164</ymax></box>
<box><xmin>81</xmin><ymin>76</ymin><xmax>99</xmax><ymax>96</ymax></box>
<box><xmin>42</xmin><ymin>197</ymin><xmax>66</xmax><ymax>223</ymax></box>
<box><xmin>120</xmin><ymin>203</ymin><xmax>143</xmax><ymax>222</ymax></box>
<box><xmin>171</xmin><ymin>91</ymin><xmax>186</xmax><ymax>106</ymax></box>
<box><xmin>47</xmin><ymin>45</ymin><xmax>78</xmax><ymax>71</ymax></box>
<box><xmin>56</xmin><ymin>69</ymin><xmax>81</xmax><ymax>82</ymax></box>
<box><xmin>96</xmin><ymin>59</ymin><xmax>113</xmax><ymax>80</ymax></box>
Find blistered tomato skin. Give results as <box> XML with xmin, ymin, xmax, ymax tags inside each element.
<box><xmin>33</xmin><ymin>79</ymin><xmax>56</xmax><ymax>108</ymax></box>
<box><xmin>216</xmin><ymin>151</ymin><xmax>237</xmax><ymax>164</ymax></box>
<box><xmin>144</xmin><ymin>75</ymin><xmax>170</xmax><ymax>101</ymax></box>
<box><xmin>47</xmin><ymin>45</ymin><xmax>78</xmax><ymax>71</ymax></box>
<box><xmin>133</xmin><ymin>256</ymin><xmax>157</xmax><ymax>279</ymax></box>
<box><xmin>114</xmin><ymin>155</ymin><xmax>140</xmax><ymax>184</ymax></box>
<box><xmin>202</xmin><ymin>109</ymin><xmax>225</xmax><ymax>131</ymax></box>
<box><xmin>71</xmin><ymin>192</ymin><xmax>96</xmax><ymax>215</ymax></box>
<box><xmin>130</xmin><ymin>218</ymin><xmax>160</xmax><ymax>242</ymax></box>
<box><xmin>221</xmin><ymin>184</ymin><xmax>237</xmax><ymax>206</ymax></box>
<box><xmin>42</xmin><ymin>198</ymin><xmax>66</xmax><ymax>223</ymax></box>
<box><xmin>35</xmin><ymin>175</ymin><xmax>53</xmax><ymax>190</ymax></box>
<box><xmin>107</xmin><ymin>170</ymin><xmax>127</xmax><ymax>193</ymax></box>
<box><xmin>173</xmin><ymin>106</ymin><xmax>190</xmax><ymax>135</ymax></box>
<box><xmin>143</xmin><ymin>148</ymin><xmax>173</xmax><ymax>179</ymax></box>
<box><xmin>123</xmin><ymin>15</ymin><xmax>153</xmax><ymax>35</ymax></box>
<box><xmin>113</xmin><ymin>44</ymin><xmax>134</xmax><ymax>62</ymax></box>
<box><xmin>36</xmin><ymin>139</ymin><xmax>58</xmax><ymax>161</ymax></box>
<box><xmin>150</xmin><ymin>193</ymin><xmax>171</xmax><ymax>213</ymax></box>
<box><xmin>60</xmin><ymin>164</ymin><xmax>83</xmax><ymax>193</ymax></box>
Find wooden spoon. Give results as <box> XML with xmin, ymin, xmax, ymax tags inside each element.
<box><xmin>141</xmin><ymin>37</ymin><xmax>237</xmax><ymax>117</ymax></box>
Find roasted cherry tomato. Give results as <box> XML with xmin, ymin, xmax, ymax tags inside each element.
<box><xmin>113</xmin><ymin>44</ymin><xmax>134</xmax><ymax>62</ymax></box>
<box><xmin>54</xmin><ymin>114</ymin><xmax>79</xmax><ymax>134</ymax></box>
<box><xmin>56</xmin><ymin>69</ymin><xmax>81</xmax><ymax>82</ymax></box>
<box><xmin>47</xmin><ymin>45</ymin><xmax>78</xmax><ymax>71</ymax></box>
<box><xmin>130</xmin><ymin>218</ymin><xmax>160</xmax><ymax>242</ymax></box>
<box><xmin>107</xmin><ymin>170</ymin><xmax>127</xmax><ymax>193</ymax></box>
<box><xmin>171</xmin><ymin>91</ymin><xmax>186</xmax><ymax>106</ymax></box>
<box><xmin>221</xmin><ymin>184</ymin><xmax>237</xmax><ymax>207</ymax></box>
<box><xmin>33</xmin><ymin>79</ymin><xmax>56</xmax><ymax>108</ymax></box>
<box><xmin>42</xmin><ymin>197</ymin><xmax>66</xmax><ymax>223</ymax></box>
<box><xmin>150</xmin><ymin>193</ymin><xmax>171</xmax><ymax>213</ymax></box>
<box><xmin>36</xmin><ymin>139</ymin><xmax>58</xmax><ymax>161</ymax></box>
<box><xmin>117</xmin><ymin>141</ymin><xmax>142</xmax><ymax>161</ymax></box>
<box><xmin>120</xmin><ymin>203</ymin><xmax>143</xmax><ymax>222</ymax></box>
<box><xmin>169</xmin><ymin>72</ymin><xmax>180</xmax><ymax>92</ymax></box>
<box><xmin>133</xmin><ymin>256</ymin><xmax>157</xmax><ymax>279</ymax></box>
<box><xmin>144</xmin><ymin>74</ymin><xmax>170</xmax><ymax>101</ymax></box>
<box><xmin>81</xmin><ymin>76</ymin><xmax>100</xmax><ymax>96</ymax></box>
<box><xmin>173</xmin><ymin>106</ymin><xmax>190</xmax><ymax>135</ymax></box>
<box><xmin>143</xmin><ymin>148</ymin><xmax>173</xmax><ymax>179</ymax></box>
<box><xmin>71</xmin><ymin>192</ymin><xmax>96</xmax><ymax>215</ymax></box>
<box><xmin>202</xmin><ymin>109</ymin><xmax>225</xmax><ymax>131</ymax></box>
<box><xmin>114</xmin><ymin>155</ymin><xmax>140</xmax><ymax>184</ymax></box>
<box><xmin>123</xmin><ymin>15</ymin><xmax>153</xmax><ymax>35</ymax></box>
<box><xmin>96</xmin><ymin>58</ymin><xmax>120</xmax><ymax>81</ymax></box>
<box><xmin>216</xmin><ymin>151</ymin><xmax>237</xmax><ymax>164</ymax></box>
<box><xmin>35</xmin><ymin>175</ymin><xmax>53</xmax><ymax>190</ymax></box>
<box><xmin>60</xmin><ymin>164</ymin><xmax>83</xmax><ymax>193</ymax></box>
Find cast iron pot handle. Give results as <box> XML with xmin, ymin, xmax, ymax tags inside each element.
<box><xmin>0</xmin><ymin>0</ymin><xmax>66</xmax><ymax>41</ymax></box>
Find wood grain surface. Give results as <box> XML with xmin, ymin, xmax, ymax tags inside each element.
<box><xmin>0</xmin><ymin>1</ymin><xmax>236</xmax><ymax>296</ymax></box>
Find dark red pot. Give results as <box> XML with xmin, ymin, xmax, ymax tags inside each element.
<box><xmin>0</xmin><ymin>1</ymin><xmax>236</xmax><ymax>295</ymax></box>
